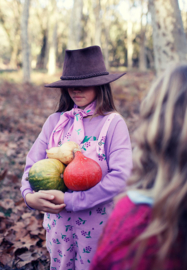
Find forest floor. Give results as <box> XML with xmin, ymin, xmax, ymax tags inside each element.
<box><xmin>0</xmin><ymin>69</ymin><xmax>155</xmax><ymax>270</ymax></box>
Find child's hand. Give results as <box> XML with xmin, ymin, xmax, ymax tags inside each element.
<box><xmin>39</xmin><ymin>190</ymin><xmax>65</xmax><ymax>205</ymax></box>
<box><xmin>25</xmin><ymin>191</ymin><xmax>66</xmax><ymax>214</ymax></box>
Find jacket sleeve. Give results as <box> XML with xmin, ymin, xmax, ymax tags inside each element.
<box><xmin>20</xmin><ymin>113</ymin><xmax>60</xmax><ymax>203</ymax></box>
<box><xmin>64</xmin><ymin>115</ymin><xmax>133</xmax><ymax>211</ymax></box>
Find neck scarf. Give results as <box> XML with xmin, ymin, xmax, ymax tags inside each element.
<box><xmin>48</xmin><ymin>100</ymin><xmax>96</xmax><ymax>148</ymax></box>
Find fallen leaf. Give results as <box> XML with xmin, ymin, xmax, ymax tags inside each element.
<box><xmin>0</xmin><ymin>168</ymin><xmax>7</xmax><ymax>181</ymax></box>
<box><xmin>15</xmin><ymin>197</ymin><xmax>24</xmax><ymax>206</ymax></box>
<box><xmin>0</xmin><ymin>251</ymin><xmax>14</xmax><ymax>266</ymax></box>
<box><xmin>0</xmin><ymin>198</ymin><xmax>14</xmax><ymax>209</ymax></box>
<box><xmin>26</xmin><ymin>216</ymin><xmax>39</xmax><ymax>232</ymax></box>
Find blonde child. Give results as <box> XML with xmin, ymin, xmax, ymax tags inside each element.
<box><xmin>90</xmin><ymin>63</ymin><xmax>187</xmax><ymax>270</ymax></box>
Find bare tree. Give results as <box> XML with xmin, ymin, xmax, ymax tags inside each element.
<box><xmin>0</xmin><ymin>0</ymin><xmax>22</xmax><ymax>69</ymax></box>
<box><xmin>139</xmin><ymin>0</ymin><xmax>148</xmax><ymax>71</ymax></box>
<box><xmin>101</xmin><ymin>0</ymin><xmax>121</xmax><ymax>69</ymax></box>
<box><xmin>34</xmin><ymin>1</ymin><xmax>49</xmax><ymax>69</ymax></box>
<box><xmin>48</xmin><ymin>22</ymin><xmax>57</xmax><ymax>75</ymax></box>
<box><xmin>127</xmin><ymin>20</ymin><xmax>133</xmax><ymax>68</ymax></box>
<box><xmin>93</xmin><ymin>0</ymin><xmax>101</xmax><ymax>46</ymax></box>
<box><xmin>21</xmin><ymin>0</ymin><xmax>31</xmax><ymax>82</ymax></box>
<box><xmin>47</xmin><ymin>0</ymin><xmax>57</xmax><ymax>75</ymax></box>
<box><xmin>149</xmin><ymin>0</ymin><xmax>187</xmax><ymax>74</ymax></box>
<box><xmin>68</xmin><ymin>0</ymin><xmax>83</xmax><ymax>49</ymax></box>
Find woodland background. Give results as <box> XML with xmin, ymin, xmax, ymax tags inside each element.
<box><xmin>0</xmin><ymin>0</ymin><xmax>187</xmax><ymax>269</ymax></box>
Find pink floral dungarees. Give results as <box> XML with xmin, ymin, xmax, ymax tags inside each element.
<box><xmin>43</xmin><ymin>113</ymin><xmax>117</xmax><ymax>270</ymax></box>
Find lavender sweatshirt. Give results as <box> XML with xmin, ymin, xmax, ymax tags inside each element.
<box><xmin>21</xmin><ymin>113</ymin><xmax>132</xmax><ymax>211</ymax></box>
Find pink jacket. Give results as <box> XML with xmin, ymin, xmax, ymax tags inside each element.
<box><xmin>90</xmin><ymin>196</ymin><xmax>182</xmax><ymax>270</ymax></box>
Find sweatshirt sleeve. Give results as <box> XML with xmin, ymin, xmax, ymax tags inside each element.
<box><xmin>64</xmin><ymin>115</ymin><xmax>133</xmax><ymax>212</ymax></box>
<box><xmin>20</xmin><ymin>113</ymin><xmax>60</xmax><ymax>202</ymax></box>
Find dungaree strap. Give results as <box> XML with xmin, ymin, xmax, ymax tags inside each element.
<box><xmin>97</xmin><ymin>113</ymin><xmax>118</xmax><ymax>156</ymax></box>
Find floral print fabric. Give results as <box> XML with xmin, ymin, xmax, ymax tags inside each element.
<box><xmin>43</xmin><ymin>112</ymin><xmax>118</xmax><ymax>270</ymax></box>
<box><xmin>48</xmin><ymin>101</ymin><xmax>96</xmax><ymax>147</ymax></box>
<box><xmin>44</xmin><ymin>202</ymin><xmax>113</xmax><ymax>270</ymax></box>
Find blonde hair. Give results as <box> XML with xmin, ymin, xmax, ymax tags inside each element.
<box><xmin>127</xmin><ymin>63</ymin><xmax>187</xmax><ymax>269</ymax></box>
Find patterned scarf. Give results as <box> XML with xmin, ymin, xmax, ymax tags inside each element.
<box><xmin>48</xmin><ymin>100</ymin><xmax>96</xmax><ymax>148</ymax></box>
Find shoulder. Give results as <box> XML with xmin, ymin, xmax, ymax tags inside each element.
<box><xmin>43</xmin><ymin>112</ymin><xmax>61</xmax><ymax>129</ymax></box>
<box><xmin>39</xmin><ymin>112</ymin><xmax>61</xmax><ymax>140</ymax></box>
<box><xmin>104</xmin><ymin>113</ymin><xmax>131</xmax><ymax>146</ymax></box>
<box><xmin>108</xmin><ymin>112</ymin><xmax>128</xmax><ymax>130</ymax></box>
<box><xmin>46</xmin><ymin>112</ymin><xmax>61</xmax><ymax>123</ymax></box>
<box><xmin>109</xmin><ymin>196</ymin><xmax>151</xmax><ymax>229</ymax></box>
<box><xmin>100</xmin><ymin>196</ymin><xmax>151</xmax><ymax>247</ymax></box>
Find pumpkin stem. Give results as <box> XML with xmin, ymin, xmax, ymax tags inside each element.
<box><xmin>73</xmin><ymin>148</ymin><xmax>81</xmax><ymax>154</ymax></box>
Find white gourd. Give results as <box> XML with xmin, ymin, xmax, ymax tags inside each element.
<box><xmin>46</xmin><ymin>141</ymin><xmax>81</xmax><ymax>165</ymax></box>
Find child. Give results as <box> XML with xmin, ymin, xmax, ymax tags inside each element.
<box><xmin>20</xmin><ymin>45</ymin><xmax>132</xmax><ymax>270</ymax></box>
<box><xmin>90</xmin><ymin>63</ymin><xmax>187</xmax><ymax>270</ymax></box>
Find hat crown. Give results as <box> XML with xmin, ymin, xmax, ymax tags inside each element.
<box><xmin>62</xmin><ymin>46</ymin><xmax>108</xmax><ymax>79</ymax></box>
<box><xmin>45</xmin><ymin>45</ymin><xmax>126</xmax><ymax>88</ymax></box>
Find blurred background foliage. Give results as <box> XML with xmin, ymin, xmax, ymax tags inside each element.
<box><xmin>0</xmin><ymin>0</ymin><xmax>186</xmax><ymax>84</ymax></box>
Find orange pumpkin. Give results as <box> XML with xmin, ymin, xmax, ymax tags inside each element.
<box><xmin>64</xmin><ymin>149</ymin><xmax>102</xmax><ymax>191</ymax></box>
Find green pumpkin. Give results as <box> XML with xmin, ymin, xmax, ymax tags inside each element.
<box><xmin>28</xmin><ymin>159</ymin><xmax>67</xmax><ymax>192</ymax></box>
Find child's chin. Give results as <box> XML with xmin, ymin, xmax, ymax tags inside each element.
<box><xmin>77</xmin><ymin>103</ymin><xmax>88</xmax><ymax>109</ymax></box>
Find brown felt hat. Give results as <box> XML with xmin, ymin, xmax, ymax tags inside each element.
<box><xmin>45</xmin><ymin>45</ymin><xmax>126</xmax><ymax>88</ymax></box>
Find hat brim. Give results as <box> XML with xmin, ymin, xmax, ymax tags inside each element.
<box><xmin>45</xmin><ymin>72</ymin><xmax>126</xmax><ymax>88</ymax></box>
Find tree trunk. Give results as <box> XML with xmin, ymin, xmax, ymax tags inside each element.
<box><xmin>146</xmin><ymin>48</ymin><xmax>154</xmax><ymax>69</ymax></box>
<box><xmin>21</xmin><ymin>0</ymin><xmax>31</xmax><ymax>82</ymax></box>
<box><xmin>102</xmin><ymin>1</ymin><xmax>110</xmax><ymax>69</ymax></box>
<box><xmin>81</xmin><ymin>0</ymin><xmax>94</xmax><ymax>47</ymax></box>
<box><xmin>47</xmin><ymin>0</ymin><xmax>58</xmax><ymax>75</ymax></box>
<box><xmin>48</xmin><ymin>22</ymin><xmax>57</xmax><ymax>75</ymax></box>
<box><xmin>36</xmin><ymin>30</ymin><xmax>47</xmax><ymax>69</ymax></box>
<box><xmin>68</xmin><ymin>0</ymin><xmax>83</xmax><ymax>49</ymax></box>
<box><xmin>149</xmin><ymin>0</ymin><xmax>187</xmax><ymax>75</ymax></box>
<box><xmin>127</xmin><ymin>21</ymin><xmax>133</xmax><ymax>68</ymax></box>
<box><xmin>104</xmin><ymin>25</ymin><xmax>110</xmax><ymax>70</ymax></box>
<box><xmin>139</xmin><ymin>29</ymin><xmax>146</xmax><ymax>70</ymax></box>
<box><xmin>9</xmin><ymin>34</ymin><xmax>20</xmax><ymax>69</ymax></box>
<box><xmin>139</xmin><ymin>2</ymin><xmax>147</xmax><ymax>71</ymax></box>
<box><xmin>93</xmin><ymin>0</ymin><xmax>101</xmax><ymax>46</ymax></box>
<box><xmin>0</xmin><ymin>2</ymin><xmax>22</xmax><ymax>69</ymax></box>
